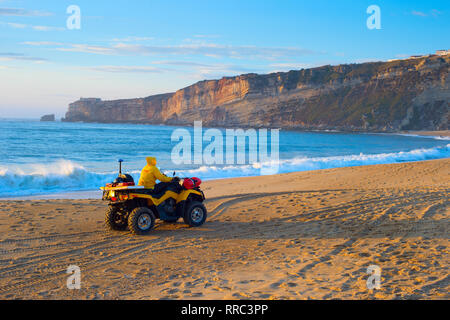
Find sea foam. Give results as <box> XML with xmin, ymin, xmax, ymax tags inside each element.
<box><xmin>0</xmin><ymin>144</ymin><xmax>448</xmax><ymax>197</ymax></box>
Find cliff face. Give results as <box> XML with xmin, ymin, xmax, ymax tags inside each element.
<box><xmin>63</xmin><ymin>54</ymin><xmax>449</xmax><ymax>131</ymax></box>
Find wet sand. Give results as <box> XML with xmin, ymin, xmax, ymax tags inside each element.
<box><xmin>0</xmin><ymin>159</ymin><xmax>448</xmax><ymax>299</ymax></box>
<box><xmin>402</xmin><ymin>130</ymin><xmax>450</xmax><ymax>137</ymax></box>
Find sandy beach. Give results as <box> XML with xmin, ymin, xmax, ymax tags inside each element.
<box><xmin>0</xmin><ymin>159</ymin><xmax>448</xmax><ymax>300</ymax></box>
<box><xmin>402</xmin><ymin>130</ymin><xmax>450</xmax><ymax>138</ymax></box>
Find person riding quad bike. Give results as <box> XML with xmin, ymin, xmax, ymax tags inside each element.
<box><xmin>101</xmin><ymin>158</ymin><xmax>206</xmax><ymax>235</ymax></box>
<box><xmin>138</xmin><ymin>156</ymin><xmax>175</xmax><ymax>193</ymax></box>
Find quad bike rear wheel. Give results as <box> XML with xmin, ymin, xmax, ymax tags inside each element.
<box><xmin>128</xmin><ymin>207</ymin><xmax>156</xmax><ymax>235</ymax></box>
<box><xmin>105</xmin><ymin>206</ymin><xmax>127</xmax><ymax>231</ymax></box>
<box><xmin>183</xmin><ymin>201</ymin><xmax>207</xmax><ymax>227</ymax></box>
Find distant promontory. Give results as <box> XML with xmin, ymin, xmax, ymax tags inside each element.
<box><xmin>62</xmin><ymin>52</ymin><xmax>449</xmax><ymax>132</ymax></box>
<box><xmin>40</xmin><ymin>114</ymin><xmax>55</xmax><ymax>122</ymax></box>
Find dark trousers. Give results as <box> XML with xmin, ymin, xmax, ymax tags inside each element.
<box><xmin>152</xmin><ymin>182</ymin><xmax>171</xmax><ymax>194</ymax></box>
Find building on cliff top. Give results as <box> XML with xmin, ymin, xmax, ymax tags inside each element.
<box><xmin>436</xmin><ymin>50</ymin><xmax>450</xmax><ymax>56</ymax></box>
<box><xmin>79</xmin><ymin>98</ymin><xmax>102</xmax><ymax>102</ymax></box>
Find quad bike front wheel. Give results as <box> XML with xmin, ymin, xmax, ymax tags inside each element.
<box><xmin>105</xmin><ymin>206</ymin><xmax>127</xmax><ymax>231</ymax></box>
<box><xmin>183</xmin><ymin>201</ymin><xmax>207</xmax><ymax>227</ymax></box>
<box><xmin>128</xmin><ymin>207</ymin><xmax>156</xmax><ymax>235</ymax></box>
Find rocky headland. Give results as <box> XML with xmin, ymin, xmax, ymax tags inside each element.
<box><xmin>63</xmin><ymin>54</ymin><xmax>449</xmax><ymax>132</ymax></box>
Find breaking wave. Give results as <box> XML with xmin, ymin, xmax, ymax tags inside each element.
<box><xmin>0</xmin><ymin>144</ymin><xmax>448</xmax><ymax>197</ymax></box>
<box><xmin>176</xmin><ymin>143</ymin><xmax>450</xmax><ymax>180</ymax></box>
<box><xmin>0</xmin><ymin>160</ymin><xmax>117</xmax><ymax>197</ymax></box>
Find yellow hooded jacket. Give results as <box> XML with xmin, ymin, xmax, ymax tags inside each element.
<box><xmin>138</xmin><ymin>157</ymin><xmax>173</xmax><ymax>189</ymax></box>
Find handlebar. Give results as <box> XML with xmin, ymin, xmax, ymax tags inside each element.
<box><xmin>172</xmin><ymin>177</ymin><xmax>194</xmax><ymax>183</ymax></box>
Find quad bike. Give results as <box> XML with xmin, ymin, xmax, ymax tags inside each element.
<box><xmin>100</xmin><ymin>160</ymin><xmax>207</xmax><ymax>235</ymax></box>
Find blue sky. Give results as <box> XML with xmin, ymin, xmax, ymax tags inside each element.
<box><xmin>0</xmin><ymin>0</ymin><xmax>449</xmax><ymax>118</ymax></box>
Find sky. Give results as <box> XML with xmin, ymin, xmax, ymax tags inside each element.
<box><xmin>0</xmin><ymin>0</ymin><xmax>449</xmax><ymax>118</ymax></box>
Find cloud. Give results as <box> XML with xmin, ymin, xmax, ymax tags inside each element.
<box><xmin>0</xmin><ymin>52</ymin><xmax>47</xmax><ymax>62</ymax></box>
<box><xmin>22</xmin><ymin>41</ymin><xmax>64</xmax><ymax>46</ymax></box>
<box><xmin>1</xmin><ymin>21</ymin><xmax>65</xmax><ymax>31</ymax></box>
<box><xmin>84</xmin><ymin>60</ymin><xmax>264</xmax><ymax>79</ymax></box>
<box><xmin>0</xmin><ymin>52</ymin><xmax>23</xmax><ymax>56</ymax></box>
<box><xmin>58</xmin><ymin>44</ymin><xmax>116</xmax><ymax>55</ymax></box>
<box><xmin>88</xmin><ymin>65</ymin><xmax>164</xmax><ymax>73</ymax></box>
<box><xmin>411</xmin><ymin>10</ymin><xmax>428</xmax><ymax>17</ymax></box>
<box><xmin>153</xmin><ymin>60</ymin><xmax>260</xmax><ymax>72</ymax></box>
<box><xmin>0</xmin><ymin>7</ymin><xmax>52</xmax><ymax>16</ymax></box>
<box><xmin>411</xmin><ymin>9</ymin><xmax>443</xmax><ymax>17</ymax></box>
<box><xmin>32</xmin><ymin>25</ymin><xmax>65</xmax><ymax>31</ymax></box>
<box><xmin>111</xmin><ymin>36</ymin><xmax>154</xmax><ymax>42</ymax></box>
<box><xmin>87</xmin><ymin>61</ymin><xmax>259</xmax><ymax>76</ymax></box>
<box><xmin>151</xmin><ymin>60</ymin><xmax>211</xmax><ymax>67</ymax></box>
<box><xmin>57</xmin><ymin>42</ymin><xmax>319</xmax><ymax>59</ymax></box>
<box><xmin>6</xmin><ymin>22</ymin><xmax>26</xmax><ymax>28</ymax></box>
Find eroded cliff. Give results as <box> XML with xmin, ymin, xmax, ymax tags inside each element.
<box><xmin>63</xmin><ymin>54</ymin><xmax>449</xmax><ymax>131</ymax></box>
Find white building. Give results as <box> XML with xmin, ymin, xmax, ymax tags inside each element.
<box><xmin>436</xmin><ymin>50</ymin><xmax>450</xmax><ymax>56</ymax></box>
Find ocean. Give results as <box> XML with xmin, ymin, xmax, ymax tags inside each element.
<box><xmin>0</xmin><ymin>119</ymin><xmax>448</xmax><ymax>198</ymax></box>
